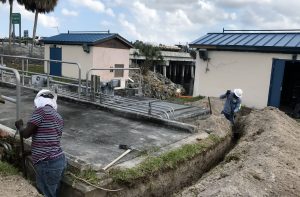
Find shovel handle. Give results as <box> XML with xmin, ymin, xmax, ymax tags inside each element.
<box><xmin>102</xmin><ymin>149</ymin><xmax>131</xmax><ymax>171</ymax></box>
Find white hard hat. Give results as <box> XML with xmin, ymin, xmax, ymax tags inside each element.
<box><xmin>35</xmin><ymin>89</ymin><xmax>57</xmax><ymax>101</ymax></box>
<box><xmin>233</xmin><ymin>89</ymin><xmax>243</xmax><ymax>98</ymax></box>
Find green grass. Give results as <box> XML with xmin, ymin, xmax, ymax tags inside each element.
<box><xmin>109</xmin><ymin>134</ymin><xmax>221</xmax><ymax>184</ymax></box>
<box><xmin>69</xmin><ymin>134</ymin><xmax>223</xmax><ymax>187</ymax></box>
<box><xmin>0</xmin><ymin>161</ymin><xmax>19</xmax><ymax>176</ymax></box>
<box><xmin>7</xmin><ymin>63</ymin><xmax>44</xmax><ymax>74</ymax></box>
<box><xmin>168</xmin><ymin>95</ymin><xmax>205</xmax><ymax>104</ymax></box>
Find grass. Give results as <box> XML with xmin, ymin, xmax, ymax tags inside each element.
<box><xmin>109</xmin><ymin>134</ymin><xmax>221</xmax><ymax>185</ymax></box>
<box><xmin>0</xmin><ymin>161</ymin><xmax>19</xmax><ymax>176</ymax></box>
<box><xmin>6</xmin><ymin>62</ymin><xmax>44</xmax><ymax>74</ymax></box>
<box><xmin>67</xmin><ymin>134</ymin><xmax>223</xmax><ymax>187</ymax></box>
<box><xmin>168</xmin><ymin>95</ymin><xmax>205</xmax><ymax>104</ymax></box>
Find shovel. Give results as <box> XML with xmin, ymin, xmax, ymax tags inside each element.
<box><xmin>102</xmin><ymin>144</ymin><xmax>133</xmax><ymax>171</ymax></box>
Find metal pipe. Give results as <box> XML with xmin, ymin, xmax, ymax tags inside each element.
<box><xmin>0</xmin><ymin>95</ymin><xmax>16</xmax><ymax>103</ymax></box>
<box><xmin>0</xmin><ymin>66</ymin><xmax>25</xmax><ymax>177</ymax></box>
<box><xmin>86</xmin><ymin>67</ymin><xmax>142</xmax><ymax>97</ymax></box>
<box><xmin>22</xmin><ymin>59</ymin><xmax>24</xmax><ymax>86</ymax></box>
<box><xmin>1</xmin><ymin>56</ymin><xmax>3</xmax><ymax>81</ymax></box>
<box><xmin>46</xmin><ymin>61</ymin><xmax>50</xmax><ymax>88</ymax></box>
<box><xmin>0</xmin><ymin>54</ymin><xmax>82</xmax><ymax>98</ymax></box>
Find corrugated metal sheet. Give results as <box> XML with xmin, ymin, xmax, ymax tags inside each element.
<box><xmin>190</xmin><ymin>32</ymin><xmax>300</xmax><ymax>52</ymax></box>
<box><xmin>42</xmin><ymin>33</ymin><xmax>133</xmax><ymax>47</ymax></box>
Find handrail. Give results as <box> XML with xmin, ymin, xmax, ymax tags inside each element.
<box><xmin>86</xmin><ymin>67</ymin><xmax>143</xmax><ymax>97</ymax></box>
<box><xmin>0</xmin><ymin>66</ymin><xmax>25</xmax><ymax>177</ymax></box>
<box><xmin>0</xmin><ymin>54</ymin><xmax>82</xmax><ymax>99</ymax></box>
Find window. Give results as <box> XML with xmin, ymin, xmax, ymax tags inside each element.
<box><xmin>114</xmin><ymin>64</ymin><xmax>124</xmax><ymax>77</ymax></box>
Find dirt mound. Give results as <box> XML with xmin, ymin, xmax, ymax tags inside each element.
<box><xmin>175</xmin><ymin>107</ymin><xmax>300</xmax><ymax>196</ymax></box>
<box><xmin>186</xmin><ymin>97</ymin><xmax>224</xmax><ymax>115</ymax></box>
<box><xmin>0</xmin><ymin>175</ymin><xmax>41</xmax><ymax>197</ymax></box>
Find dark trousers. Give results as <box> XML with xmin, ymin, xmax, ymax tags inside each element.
<box><xmin>221</xmin><ymin>111</ymin><xmax>235</xmax><ymax>124</ymax></box>
<box><xmin>34</xmin><ymin>154</ymin><xmax>66</xmax><ymax>197</ymax></box>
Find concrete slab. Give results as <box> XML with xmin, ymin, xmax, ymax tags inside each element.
<box><xmin>0</xmin><ymin>86</ymin><xmax>191</xmax><ymax>170</ymax></box>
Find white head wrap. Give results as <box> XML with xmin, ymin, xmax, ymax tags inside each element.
<box><xmin>34</xmin><ymin>89</ymin><xmax>57</xmax><ymax>110</ymax></box>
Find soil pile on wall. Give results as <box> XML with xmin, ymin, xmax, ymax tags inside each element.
<box><xmin>175</xmin><ymin>107</ymin><xmax>300</xmax><ymax>196</ymax></box>
<box><xmin>0</xmin><ymin>175</ymin><xmax>41</xmax><ymax>197</ymax></box>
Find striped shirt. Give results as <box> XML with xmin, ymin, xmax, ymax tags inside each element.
<box><xmin>29</xmin><ymin>105</ymin><xmax>64</xmax><ymax>164</ymax></box>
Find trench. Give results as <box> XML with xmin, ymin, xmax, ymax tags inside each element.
<box><xmin>0</xmin><ymin>110</ymin><xmax>248</xmax><ymax>197</ymax></box>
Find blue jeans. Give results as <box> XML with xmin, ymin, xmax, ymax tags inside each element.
<box><xmin>34</xmin><ymin>154</ymin><xmax>66</xmax><ymax>197</ymax></box>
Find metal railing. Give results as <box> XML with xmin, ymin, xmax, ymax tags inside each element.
<box><xmin>0</xmin><ymin>54</ymin><xmax>82</xmax><ymax>98</ymax></box>
<box><xmin>0</xmin><ymin>66</ymin><xmax>26</xmax><ymax>177</ymax></box>
<box><xmin>0</xmin><ymin>55</ymin><xmax>177</xmax><ymax>120</ymax></box>
<box><xmin>86</xmin><ymin>67</ymin><xmax>143</xmax><ymax>97</ymax></box>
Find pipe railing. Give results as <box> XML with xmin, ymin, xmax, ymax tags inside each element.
<box><xmin>0</xmin><ymin>54</ymin><xmax>82</xmax><ymax>98</ymax></box>
<box><xmin>0</xmin><ymin>66</ymin><xmax>25</xmax><ymax>177</ymax></box>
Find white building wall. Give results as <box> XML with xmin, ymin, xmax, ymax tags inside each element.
<box><xmin>44</xmin><ymin>44</ymin><xmax>93</xmax><ymax>79</ymax></box>
<box><xmin>44</xmin><ymin>45</ymin><xmax>130</xmax><ymax>88</ymax></box>
<box><xmin>193</xmin><ymin>51</ymin><xmax>298</xmax><ymax>108</ymax></box>
<box><xmin>92</xmin><ymin>47</ymin><xmax>129</xmax><ymax>88</ymax></box>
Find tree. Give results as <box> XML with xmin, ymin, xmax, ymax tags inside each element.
<box><xmin>17</xmin><ymin>0</ymin><xmax>58</xmax><ymax>50</ymax></box>
<box><xmin>133</xmin><ymin>41</ymin><xmax>164</xmax><ymax>74</ymax></box>
<box><xmin>1</xmin><ymin>0</ymin><xmax>13</xmax><ymax>47</ymax></box>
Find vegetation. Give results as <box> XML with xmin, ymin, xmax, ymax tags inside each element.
<box><xmin>67</xmin><ymin>134</ymin><xmax>222</xmax><ymax>187</ymax></box>
<box><xmin>168</xmin><ymin>95</ymin><xmax>205</xmax><ymax>104</ymax></box>
<box><xmin>0</xmin><ymin>0</ymin><xmax>13</xmax><ymax>47</ymax></box>
<box><xmin>133</xmin><ymin>41</ymin><xmax>164</xmax><ymax>74</ymax></box>
<box><xmin>17</xmin><ymin>0</ymin><xmax>58</xmax><ymax>51</ymax></box>
<box><xmin>0</xmin><ymin>161</ymin><xmax>18</xmax><ymax>176</ymax></box>
<box><xmin>109</xmin><ymin>134</ymin><xmax>221</xmax><ymax>184</ymax></box>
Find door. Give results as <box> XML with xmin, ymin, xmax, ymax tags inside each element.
<box><xmin>50</xmin><ymin>47</ymin><xmax>62</xmax><ymax>76</ymax></box>
<box><xmin>268</xmin><ymin>59</ymin><xmax>286</xmax><ymax>107</ymax></box>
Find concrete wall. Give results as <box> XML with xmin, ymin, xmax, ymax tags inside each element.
<box><xmin>92</xmin><ymin>47</ymin><xmax>129</xmax><ymax>88</ymax></box>
<box><xmin>44</xmin><ymin>45</ymin><xmax>130</xmax><ymax>87</ymax></box>
<box><xmin>44</xmin><ymin>44</ymin><xmax>93</xmax><ymax>79</ymax></box>
<box><xmin>193</xmin><ymin>51</ymin><xmax>299</xmax><ymax>108</ymax></box>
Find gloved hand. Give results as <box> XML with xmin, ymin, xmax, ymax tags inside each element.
<box><xmin>15</xmin><ymin>119</ymin><xmax>24</xmax><ymax>130</ymax></box>
<box><xmin>226</xmin><ymin>90</ymin><xmax>231</xmax><ymax>96</ymax></box>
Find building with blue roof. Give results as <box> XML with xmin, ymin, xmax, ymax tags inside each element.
<box><xmin>42</xmin><ymin>31</ymin><xmax>133</xmax><ymax>88</ymax></box>
<box><xmin>190</xmin><ymin>30</ymin><xmax>300</xmax><ymax>112</ymax></box>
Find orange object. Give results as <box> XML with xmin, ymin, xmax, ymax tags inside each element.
<box><xmin>178</xmin><ymin>95</ymin><xmax>193</xmax><ymax>99</ymax></box>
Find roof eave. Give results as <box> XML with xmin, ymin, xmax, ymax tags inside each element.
<box><xmin>189</xmin><ymin>44</ymin><xmax>300</xmax><ymax>54</ymax></box>
<box><xmin>93</xmin><ymin>34</ymin><xmax>133</xmax><ymax>48</ymax></box>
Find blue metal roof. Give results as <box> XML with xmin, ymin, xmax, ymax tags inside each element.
<box><xmin>42</xmin><ymin>33</ymin><xmax>133</xmax><ymax>47</ymax></box>
<box><xmin>190</xmin><ymin>32</ymin><xmax>300</xmax><ymax>53</ymax></box>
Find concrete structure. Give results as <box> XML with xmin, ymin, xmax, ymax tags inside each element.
<box><xmin>190</xmin><ymin>31</ymin><xmax>300</xmax><ymax>109</ymax></box>
<box><xmin>130</xmin><ymin>48</ymin><xmax>195</xmax><ymax>95</ymax></box>
<box><xmin>43</xmin><ymin>32</ymin><xmax>133</xmax><ymax>87</ymax></box>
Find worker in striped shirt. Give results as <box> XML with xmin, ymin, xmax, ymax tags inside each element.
<box><xmin>15</xmin><ymin>89</ymin><xmax>66</xmax><ymax>197</ymax></box>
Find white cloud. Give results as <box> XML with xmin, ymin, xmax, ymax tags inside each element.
<box><xmin>62</xmin><ymin>8</ymin><xmax>78</xmax><ymax>16</ymax></box>
<box><xmin>70</xmin><ymin>0</ymin><xmax>105</xmax><ymax>12</ymax></box>
<box><xmin>105</xmin><ymin>8</ymin><xmax>115</xmax><ymax>17</ymax></box>
<box><xmin>39</xmin><ymin>14</ymin><xmax>59</xmax><ymax>27</ymax></box>
<box><xmin>69</xmin><ymin>0</ymin><xmax>115</xmax><ymax>16</ymax></box>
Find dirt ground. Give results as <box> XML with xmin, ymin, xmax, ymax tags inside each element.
<box><xmin>0</xmin><ymin>175</ymin><xmax>41</xmax><ymax>197</ymax></box>
<box><xmin>174</xmin><ymin>105</ymin><xmax>300</xmax><ymax>196</ymax></box>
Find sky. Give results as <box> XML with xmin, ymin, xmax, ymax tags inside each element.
<box><xmin>0</xmin><ymin>0</ymin><xmax>300</xmax><ymax>45</ymax></box>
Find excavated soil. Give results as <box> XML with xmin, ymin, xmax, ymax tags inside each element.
<box><xmin>0</xmin><ymin>175</ymin><xmax>41</xmax><ymax>197</ymax></box>
<box><xmin>175</xmin><ymin>107</ymin><xmax>300</xmax><ymax>197</ymax></box>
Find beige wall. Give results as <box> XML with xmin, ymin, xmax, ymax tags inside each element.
<box><xmin>44</xmin><ymin>45</ymin><xmax>130</xmax><ymax>87</ymax></box>
<box><xmin>92</xmin><ymin>47</ymin><xmax>129</xmax><ymax>88</ymax></box>
<box><xmin>44</xmin><ymin>44</ymin><xmax>93</xmax><ymax>79</ymax></box>
<box><xmin>193</xmin><ymin>51</ymin><xmax>300</xmax><ymax>108</ymax></box>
